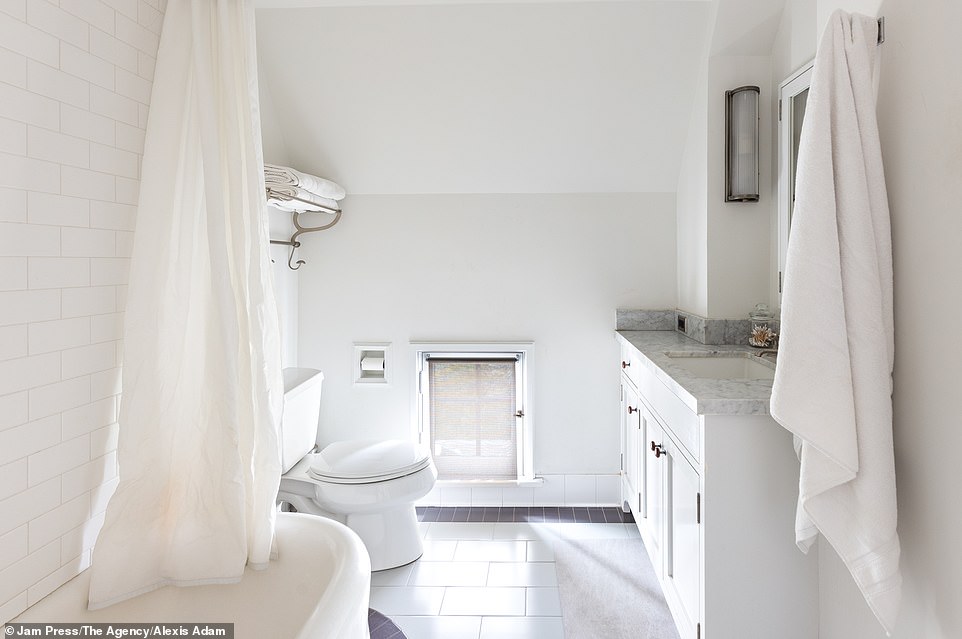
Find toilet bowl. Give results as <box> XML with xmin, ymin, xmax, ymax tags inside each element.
<box><xmin>276</xmin><ymin>368</ymin><xmax>437</xmax><ymax>571</ymax></box>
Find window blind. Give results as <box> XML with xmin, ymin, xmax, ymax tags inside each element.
<box><xmin>428</xmin><ymin>358</ymin><xmax>518</xmax><ymax>480</ymax></box>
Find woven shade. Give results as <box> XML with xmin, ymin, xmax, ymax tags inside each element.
<box><xmin>428</xmin><ymin>358</ymin><xmax>518</xmax><ymax>480</ymax></box>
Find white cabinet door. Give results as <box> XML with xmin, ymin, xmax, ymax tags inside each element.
<box><xmin>644</xmin><ymin>415</ymin><xmax>666</xmax><ymax>570</ymax></box>
<box><xmin>667</xmin><ymin>441</ymin><xmax>701</xmax><ymax>637</ymax></box>
<box><xmin>622</xmin><ymin>380</ymin><xmax>644</xmax><ymax>516</ymax></box>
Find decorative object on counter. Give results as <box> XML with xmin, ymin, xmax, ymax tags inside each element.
<box><xmin>749</xmin><ymin>324</ymin><xmax>778</xmax><ymax>348</ymax></box>
<box><xmin>748</xmin><ymin>303</ymin><xmax>777</xmax><ymax>347</ymax></box>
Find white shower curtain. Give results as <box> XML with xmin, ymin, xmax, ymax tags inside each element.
<box><xmin>87</xmin><ymin>0</ymin><xmax>283</xmax><ymax>609</ymax></box>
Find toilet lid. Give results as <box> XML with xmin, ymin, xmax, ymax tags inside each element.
<box><xmin>308</xmin><ymin>439</ymin><xmax>432</xmax><ymax>485</ymax></box>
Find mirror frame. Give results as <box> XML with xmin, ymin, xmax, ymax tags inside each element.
<box><xmin>777</xmin><ymin>61</ymin><xmax>814</xmax><ymax>307</ymax></box>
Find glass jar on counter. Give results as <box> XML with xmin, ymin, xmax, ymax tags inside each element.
<box><xmin>748</xmin><ymin>303</ymin><xmax>777</xmax><ymax>348</ymax></box>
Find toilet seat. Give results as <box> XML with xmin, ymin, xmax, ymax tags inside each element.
<box><xmin>308</xmin><ymin>439</ymin><xmax>432</xmax><ymax>485</ymax></box>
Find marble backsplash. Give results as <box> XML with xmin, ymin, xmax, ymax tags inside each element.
<box><xmin>617</xmin><ymin>308</ymin><xmax>780</xmax><ymax>347</ymax></box>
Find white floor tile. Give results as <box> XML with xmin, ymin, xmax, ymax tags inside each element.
<box><xmin>369</xmin><ymin>586</ymin><xmax>445</xmax><ymax>616</ymax></box>
<box><xmin>421</xmin><ymin>539</ymin><xmax>458</xmax><ymax>561</ymax></box>
<box><xmin>542</xmin><ymin>522</ymin><xmax>630</xmax><ymax>540</ymax></box>
<box><xmin>479</xmin><ymin>616</ymin><xmax>565</xmax><ymax>639</ymax></box>
<box><xmin>626</xmin><ymin>522</ymin><xmax>642</xmax><ymax>538</ymax></box>
<box><xmin>491</xmin><ymin>522</ymin><xmax>544</xmax><ymax>541</ymax></box>
<box><xmin>408</xmin><ymin>561</ymin><xmax>489</xmax><ymax>586</ymax></box>
<box><xmin>370</xmin><ymin>562</ymin><xmax>415</xmax><ymax>586</ymax></box>
<box><xmin>525</xmin><ymin>540</ymin><xmax>554</xmax><ymax>562</ymax></box>
<box><xmin>525</xmin><ymin>588</ymin><xmax>562</xmax><ymax>616</ymax></box>
<box><xmin>487</xmin><ymin>562</ymin><xmax>557</xmax><ymax>587</ymax></box>
<box><xmin>394</xmin><ymin>615</ymin><xmax>482</xmax><ymax>639</ymax></box>
<box><xmin>426</xmin><ymin>522</ymin><xmax>494</xmax><ymax>540</ymax></box>
<box><xmin>454</xmin><ymin>540</ymin><xmax>527</xmax><ymax>562</ymax></box>
<box><xmin>441</xmin><ymin>587</ymin><xmax>527</xmax><ymax>616</ymax></box>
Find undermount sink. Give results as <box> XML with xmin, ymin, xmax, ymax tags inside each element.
<box><xmin>664</xmin><ymin>351</ymin><xmax>776</xmax><ymax>381</ymax></box>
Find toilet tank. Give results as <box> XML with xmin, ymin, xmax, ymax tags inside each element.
<box><xmin>281</xmin><ymin>368</ymin><xmax>324</xmax><ymax>474</ymax></box>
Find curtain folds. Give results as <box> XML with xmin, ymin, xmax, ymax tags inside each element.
<box><xmin>87</xmin><ymin>0</ymin><xmax>283</xmax><ymax>610</ymax></box>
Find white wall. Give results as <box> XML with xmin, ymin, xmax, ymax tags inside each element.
<box><xmin>0</xmin><ymin>0</ymin><xmax>164</xmax><ymax>624</ymax></box>
<box><xmin>705</xmin><ymin>54</ymin><xmax>773</xmax><ymax>319</ymax></box>
<box><xmin>769</xmin><ymin>1</ymin><xmax>962</xmax><ymax>636</ymax></box>
<box><xmin>676</xmin><ymin>0</ymin><xmax>779</xmax><ymax>320</ymax></box>
<box><xmin>675</xmin><ymin>58</ymin><xmax>710</xmax><ymax>318</ymax></box>
<box><xmin>296</xmin><ymin>192</ymin><xmax>677</xmax><ymax>475</ymax></box>
<box><xmin>255</xmin><ymin>2</ymin><xmax>695</xmax><ymax>479</ymax></box>
<box><xmin>258</xmin><ymin>73</ymin><xmax>299</xmax><ymax>368</ymax></box>
<box><xmin>255</xmin><ymin>1</ymin><xmax>710</xmax><ymax>195</ymax></box>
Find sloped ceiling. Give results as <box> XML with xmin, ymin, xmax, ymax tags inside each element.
<box><xmin>255</xmin><ymin>1</ymin><xmax>712</xmax><ymax>194</ymax></box>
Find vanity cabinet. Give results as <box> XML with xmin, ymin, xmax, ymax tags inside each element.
<box><xmin>620</xmin><ymin>378</ymin><xmax>644</xmax><ymax>516</ymax></box>
<box><xmin>618</xmin><ymin>334</ymin><xmax>817</xmax><ymax>639</ymax></box>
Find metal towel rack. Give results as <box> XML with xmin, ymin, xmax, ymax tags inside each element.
<box><xmin>267</xmin><ymin>187</ymin><xmax>343</xmax><ymax>270</ymax></box>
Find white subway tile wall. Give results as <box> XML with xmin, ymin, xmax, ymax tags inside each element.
<box><xmin>0</xmin><ymin>0</ymin><xmax>164</xmax><ymax>623</ymax></box>
<box><xmin>416</xmin><ymin>475</ymin><xmax>623</xmax><ymax>508</ymax></box>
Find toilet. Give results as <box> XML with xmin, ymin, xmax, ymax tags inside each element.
<box><xmin>276</xmin><ymin>368</ymin><xmax>437</xmax><ymax>571</ymax></box>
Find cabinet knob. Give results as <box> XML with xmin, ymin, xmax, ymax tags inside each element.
<box><xmin>650</xmin><ymin>441</ymin><xmax>665</xmax><ymax>458</ymax></box>
<box><xmin>621</xmin><ymin>360</ymin><xmax>630</xmax><ymax>369</ymax></box>
<box><xmin>628</xmin><ymin>405</ymin><xmax>639</xmax><ymax>414</ymax></box>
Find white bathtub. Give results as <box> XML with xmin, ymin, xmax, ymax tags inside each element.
<box><xmin>11</xmin><ymin>513</ymin><xmax>371</xmax><ymax>639</ymax></box>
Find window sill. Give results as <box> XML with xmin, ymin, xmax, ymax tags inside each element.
<box><xmin>435</xmin><ymin>477</ymin><xmax>543</xmax><ymax>489</ymax></box>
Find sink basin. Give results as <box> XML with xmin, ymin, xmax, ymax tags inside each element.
<box><xmin>664</xmin><ymin>352</ymin><xmax>775</xmax><ymax>381</ymax></box>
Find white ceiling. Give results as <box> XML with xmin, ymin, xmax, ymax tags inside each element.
<box><xmin>255</xmin><ymin>1</ymin><xmax>713</xmax><ymax>194</ymax></box>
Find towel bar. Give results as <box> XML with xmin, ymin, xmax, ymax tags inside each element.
<box><xmin>266</xmin><ymin>187</ymin><xmax>343</xmax><ymax>270</ymax></box>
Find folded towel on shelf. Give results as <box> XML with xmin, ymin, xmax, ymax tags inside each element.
<box><xmin>266</xmin><ymin>185</ymin><xmax>340</xmax><ymax>213</ymax></box>
<box><xmin>264</xmin><ymin>163</ymin><xmax>346</xmax><ymax>201</ymax></box>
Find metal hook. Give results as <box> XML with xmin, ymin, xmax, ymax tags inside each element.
<box><xmin>287</xmin><ymin>241</ymin><xmax>305</xmax><ymax>270</ymax></box>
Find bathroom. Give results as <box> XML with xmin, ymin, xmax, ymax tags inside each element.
<box><xmin>1</xmin><ymin>0</ymin><xmax>959</xmax><ymax>637</ymax></box>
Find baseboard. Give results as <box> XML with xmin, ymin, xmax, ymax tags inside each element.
<box><xmin>415</xmin><ymin>473</ymin><xmax>621</xmax><ymax>508</ymax></box>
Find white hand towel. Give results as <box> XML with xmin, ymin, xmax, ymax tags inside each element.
<box><xmin>264</xmin><ymin>163</ymin><xmax>346</xmax><ymax>201</ymax></box>
<box><xmin>770</xmin><ymin>11</ymin><xmax>901</xmax><ymax>634</ymax></box>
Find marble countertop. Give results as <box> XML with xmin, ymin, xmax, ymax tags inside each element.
<box><xmin>616</xmin><ymin>330</ymin><xmax>775</xmax><ymax>416</ymax></box>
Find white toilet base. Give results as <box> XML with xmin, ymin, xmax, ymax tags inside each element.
<box><xmin>347</xmin><ymin>504</ymin><xmax>423</xmax><ymax>571</ymax></box>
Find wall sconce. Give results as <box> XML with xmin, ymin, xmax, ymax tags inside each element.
<box><xmin>725</xmin><ymin>85</ymin><xmax>760</xmax><ymax>202</ymax></box>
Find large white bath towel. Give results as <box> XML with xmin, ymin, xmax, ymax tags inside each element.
<box><xmin>770</xmin><ymin>11</ymin><xmax>901</xmax><ymax>634</ymax></box>
<box><xmin>264</xmin><ymin>163</ymin><xmax>346</xmax><ymax>201</ymax></box>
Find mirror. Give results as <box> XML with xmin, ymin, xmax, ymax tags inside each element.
<box><xmin>777</xmin><ymin>62</ymin><xmax>814</xmax><ymax>304</ymax></box>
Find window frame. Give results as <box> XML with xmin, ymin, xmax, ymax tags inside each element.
<box><xmin>413</xmin><ymin>342</ymin><xmax>534</xmax><ymax>483</ymax></box>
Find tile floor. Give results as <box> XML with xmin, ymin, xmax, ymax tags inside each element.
<box><xmin>371</xmin><ymin>507</ymin><xmax>640</xmax><ymax>639</ymax></box>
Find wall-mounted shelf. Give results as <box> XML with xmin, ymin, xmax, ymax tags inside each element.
<box><xmin>267</xmin><ymin>187</ymin><xmax>343</xmax><ymax>270</ymax></box>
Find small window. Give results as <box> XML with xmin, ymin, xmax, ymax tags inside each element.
<box><xmin>416</xmin><ymin>348</ymin><xmax>530</xmax><ymax>481</ymax></box>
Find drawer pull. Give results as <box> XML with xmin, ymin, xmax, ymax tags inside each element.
<box><xmin>621</xmin><ymin>360</ymin><xmax>631</xmax><ymax>369</ymax></box>
<box><xmin>628</xmin><ymin>405</ymin><xmax>639</xmax><ymax>414</ymax></box>
<box><xmin>650</xmin><ymin>441</ymin><xmax>665</xmax><ymax>458</ymax></box>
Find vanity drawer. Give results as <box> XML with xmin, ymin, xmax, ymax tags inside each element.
<box><xmin>620</xmin><ymin>343</ymin><xmax>643</xmax><ymax>389</ymax></box>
